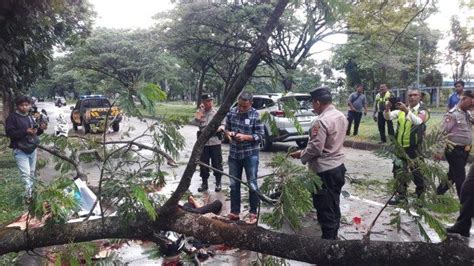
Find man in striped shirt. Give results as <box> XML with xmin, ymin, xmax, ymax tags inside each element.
<box><xmin>225</xmin><ymin>92</ymin><xmax>264</xmax><ymax>224</ymax></box>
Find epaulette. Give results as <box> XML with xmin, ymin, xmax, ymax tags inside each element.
<box><xmin>448</xmin><ymin>107</ymin><xmax>457</xmax><ymax>113</ymax></box>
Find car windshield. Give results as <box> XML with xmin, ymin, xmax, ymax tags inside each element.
<box><xmin>280</xmin><ymin>95</ymin><xmax>312</xmax><ymax>110</ymax></box>
<box><xmin>81</xmin><ymin>99</ymin><xmax>110</xmax><ymax>109</ymax></box>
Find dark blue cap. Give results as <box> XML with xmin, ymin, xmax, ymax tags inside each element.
<box><xmin>201</xmin><ymin>93</ymin><xmax>214</xmax><ymax>101</ymax></box>
<box><xmin>310</xmin><ymin>87</ymin><xmax>332</xmax><ymax>101</ymax></box>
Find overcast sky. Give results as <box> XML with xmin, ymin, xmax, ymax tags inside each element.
<box><xmin>89</xmin><ymin>0</ymin><xmax>472</xmax><ymax>79</ymax></box>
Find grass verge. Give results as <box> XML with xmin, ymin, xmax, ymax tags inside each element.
<box><xmin>142</xmin><ymin>102</ymin><xmax>196</xmax><ymax>121</ymax></box>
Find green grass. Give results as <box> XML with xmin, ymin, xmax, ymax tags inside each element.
<box><xmin>0</xmin><ymin>149</ymin><xmax>25</xmax><ymax>263</ymax></box>
<box><xmin>0</xmin><ymin>151</ymin><xmax>24</xmax><ymax>224</ymax></box>
<box><xmin>142</xmin><ymin>102</ymin><xmax>196</xmax><ymax>120</ymax></box>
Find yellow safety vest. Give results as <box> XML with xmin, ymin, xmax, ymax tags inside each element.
<box><xmin>395</xmin><ymin>106</ymin><xmax>429</xmax><ymax>147</ymax></box>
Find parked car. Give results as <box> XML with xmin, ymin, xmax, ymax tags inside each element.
<box><xmin>70</xmin><ymin>95</ymin><xmax>122</xmax><ymax>133</ymax></box>
<box><xmin>55</xmin><ymin>97</ymin><xmax>67</xmax><ymax>107</ymax></box>
<box><xmin>232</xmin><ymin>93</ymin><xmax>316</xmax><ymax>151</ymax></box>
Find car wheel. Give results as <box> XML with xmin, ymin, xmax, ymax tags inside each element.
<box><xmin>296</xmin><ymin>140</ymin><xmax>308</xmax><ymax>149</ymax></box>
<box><xmin>112</xmin><ymin>123</ymin><xmax>120</xmax><ymax>132</ymax></box>
<box><xmin>82</xmin><ymin>121</ymin><xmax>91</xmax><ymax>134</ymax></box>
<box><xmin>260</xmin><ymin>129</ymin><xmax>272</xmax><ymax>151</ymax></box>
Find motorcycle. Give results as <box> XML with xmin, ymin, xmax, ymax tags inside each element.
<box><xmin>55</xmin><ymin>114</ymin><xmax>69</xmax><ymax>137</ymax></box>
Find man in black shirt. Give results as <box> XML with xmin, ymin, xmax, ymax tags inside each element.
<box><xmin>5</xmin><ymin>96</ymin><xmax>47</xmax><ymax>198</ymax></box>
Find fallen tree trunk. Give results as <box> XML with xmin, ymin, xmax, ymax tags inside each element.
<box><xmin>1</xmin><ymin>209</ymin><xmax>473</xmax><ymax>265</ymax></box>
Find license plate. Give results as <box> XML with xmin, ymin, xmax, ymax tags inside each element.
<box><xmin>297</xmin><ymin>116</ymin><xmax>312</xmax><ymax>122</ymax></box>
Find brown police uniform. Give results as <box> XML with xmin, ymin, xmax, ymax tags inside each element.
<box><xmin>437</xmin><ymin>106</ymin><xmax>472</xmax><ymax>197</ymax></box>
<box><xmin>300</xmin><ymin>89</ymin><xmax>348</xmax><ymax>240</ymax></box>
<box><xmin>192</xmin><ymin>94</ymin><xmax>224</xmax><ymax>192</ymax></box>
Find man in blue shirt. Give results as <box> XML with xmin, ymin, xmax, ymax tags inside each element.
<box><xmin>225</xmin><ymin>92</ymin><xmax>264</xmax><ymax>224</ymax></box>
<box><xmin>448</xmin><ymin>80</ymin><xmax>464</xmax><ymax>110</ymax></box>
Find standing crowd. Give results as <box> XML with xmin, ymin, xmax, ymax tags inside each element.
<box><xmin>4</xmin><ymin>80</ymin><xmax>472</xmax><ymax>240</ymax></box>
<box><xmin>193</xmin><ymin>80</ymin><xmax>472</xmax><ymax>239</ymax></box>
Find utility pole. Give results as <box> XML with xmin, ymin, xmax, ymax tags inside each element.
<box><xmin>417</xmin><ymin>38</ymin><xmax>421</xmax><ymax>88</ymax></box>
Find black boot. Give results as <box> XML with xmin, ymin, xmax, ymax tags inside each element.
<box><xmin>198</xmin><ymin>181</ymin><xmax>208</xmax><ymax>192</ymax></box>
<box><xmin>215</xmin><ymin>178</ymin><xmax>222</xmax><ymax>192</ymax></box>
<box><xmin>446</xmin><ymin>224</ymin><xmax>470</xmax><ymax>237</ymax></box>
<box><xmin>387</xmin><ymin>194</ymin><xmax>406</xmax><ymax>205</ymax></box>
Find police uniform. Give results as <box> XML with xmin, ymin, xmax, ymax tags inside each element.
<box><xmin>193</xmin><ymin>94</ymin><xmax>224</xmax><ymax>192</ymax></box>
<box><xmin>300</xmin><ymin>87</ymin><xmax>348</xmax><ymax>240</ymax></box>
<box><xmin>375</xmin><ymin>91</ymin><xmax>395</xmax><ymax>142</ymax></box>
<box><xmin>384</xmin><ymin>103</ymin><xmax>429</xmax><ymax>202</ymax></box>
<box><xmin>437</xmin><ymin>99</ymin><xmax>472</xmax><ymax>197</ymax></box>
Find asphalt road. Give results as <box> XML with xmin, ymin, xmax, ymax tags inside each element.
<box><xmin>31</xmin><ymin>101</ymin><xmax>472</xmax><ymax>262</ymax></box>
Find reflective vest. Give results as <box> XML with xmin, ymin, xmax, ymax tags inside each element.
<box><xmin>375</xmin><ymin>91</ymin><xmax>391</xmax><ymax>111</ymax></box>
<box><xmin>395</xmin><ymin>105</ymin><xmax>429</xmax><ymax>148</ymax></box>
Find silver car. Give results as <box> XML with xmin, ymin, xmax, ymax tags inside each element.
<box><xmin>250</xmin><ymin>93</ymin><xmax>315</xmax><ymax>151</ymax></box>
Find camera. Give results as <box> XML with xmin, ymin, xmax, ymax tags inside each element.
<box><xmin>216</xmin><ymin>131</ymin><xmax>224</xmax><ymax>141</ymax></box>
<box><xmin>388</xmin><ymin>95</ymin><xmax>402</xmax><ymax>110</ymax></box>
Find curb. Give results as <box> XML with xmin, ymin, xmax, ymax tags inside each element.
<box><xmin>343</xmin><ymin>139</ymin><xmax>473</xmax><ymax>163</ymax></box>
<box><xmin>343</xmin><ymin>140</ymin><xmax>383</xmax><ymax>151</ymax></box>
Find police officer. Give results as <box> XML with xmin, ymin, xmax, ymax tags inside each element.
<box><xmin>447</xmin><ymin>164</ymin><xmax>474</xmax><ymax>237</ymax></box>
<box><xmin>384</xmin><ymin>88</ymin><xmax>429</xmax><ymax>205</ymax></box>
<box><xmin>373</xmin><ymin>84</ymin><xmax>395</xmax><ymax>144</ymax></box>
<box><xmin>436</xmin><ymin>90</ymin><xmax>473</xmax><ymax>198</ymax></box>
<box><xmin>290</xmin><ymin>87</ymin><xmax>348</xmax><ymax>240</ymax></box>
<box><xmin>193</xmin><ymin>93</ymin><xmax>224</xmax><ymax>192</ymax></box>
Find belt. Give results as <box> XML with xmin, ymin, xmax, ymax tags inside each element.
<box><xmin>449</xmin><ymin>145</ymin><xmax>471</xmax><ymax>152</ymax></box>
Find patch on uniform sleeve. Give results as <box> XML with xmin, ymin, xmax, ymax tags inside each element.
<box><xmin>312</xmin><ymin>123</ymin><xmax>320</xmax><ymax>137</ymax></box>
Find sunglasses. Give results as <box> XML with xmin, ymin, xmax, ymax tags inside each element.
<box><xmin>408</xmin><ymin>94</ymin><xmax>419</xmax><ymax>97</ymax></box>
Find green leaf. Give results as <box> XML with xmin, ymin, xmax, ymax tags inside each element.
<box><xmin>132</xmin><ymin>185</ymin><xmax>157</xmax><ymax>220</ymax></box>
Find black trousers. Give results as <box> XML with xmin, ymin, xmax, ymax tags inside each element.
<box><xmin>437</xmin><ymin>146</ymin><xmax>470</xmax><ymax>198</ymax></box>
<box><xmin>377</xmin><ymin>112</ymin><xmax>394</xmax><ymax>142</ymax></box>
<box><xmin>200</xmin><ymin>145</ymin><xmax>223</xmax><ymax>185</ymax></box>
<box><xmin>313</xmin><ymin>164</ymin><xmax>346</xmax><ymax>240</ymax></box>
<box><xmin>346</xmin><ymin>111</ymin><xmax>363</xmax><ymax>136</ymax></box>
<box><xmin>393</xmin><ymin>146</ymin><xmax>425</xmax><ymax>196</ymax></box>
<box><xmin>453</xmin><ymin>165</ymin><xmax>474</xmax><ymax>233</ymax></box>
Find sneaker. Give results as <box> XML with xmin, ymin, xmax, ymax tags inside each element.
<box><xmin>215</xmin><ymin>184</ymin><xmax>222</xmax><ymax>192</ymax></box>
<box><xmin>245</xmin><ymin>213</ymin><xmax>258</xmax><ymax>225</ymax></box>
<box><xmin>387</xmin><ymin>194</ymin><xmax>406</xmax><ymax>205</ymax></box>
<box><xmin>446</xmin><ymin>225</ymin><xmax>470</xmax><ymax>237</ymax></box>
<box><xmin>226</xmin><ymin>212</ymin><xmax>240</xmax><ymax>221</ymax></box>
<box><xmin>197</xmin><ymin>183</ymin><xmax>208</xmax><ymax>192</ymax></box>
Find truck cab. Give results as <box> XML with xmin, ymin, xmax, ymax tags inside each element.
<box><xmin>70</xmin><ymin>95</ymin><xmax>122</xmax><ymax>133</ymax></box>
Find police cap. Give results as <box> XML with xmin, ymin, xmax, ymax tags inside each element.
<box><xmin>310</xmin><ymin>87</ymin><xmax>332</xmax><ymax>101</ymax></box>
<box><xmin>463</xmin><ymin>90</ymin><xmax>473</xmax><ymax>98</ymax></box>
<box><xmin>201</xmin><ymin>93</ymin><xmax>214</xmax><ymax>101</ymax></box>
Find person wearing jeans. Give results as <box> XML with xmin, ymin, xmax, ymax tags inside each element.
<box><xmin>228</xmin><ymin>155</ymin><xmax>259</xmax><ymax>217</ymax></box>
<box><xmin>346</xmin><ymin>84</ymin><xmax>367</xmax><ymax>136</ymax></box>
<box><xmin>5</xmin><ymin>95</ymin><xmax>46</xmax><ymax>199</ymax></box>
<box><xmin>225</xmin><ymin>92</ymin><xmax>264</xmax><ymax>224</ymax></box>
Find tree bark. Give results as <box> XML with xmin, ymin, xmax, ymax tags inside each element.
<box><xmin>1</xmin><ymin>87</ymin><xmax>13</xmax><ymax>123</ymax></box>
<box><xmin>2</xmin><ymin>209</ymin><xmax>473</xmax><ymax>265</ymax></box>
<box><xmin>161</xmin><ymin>0</ymin><xmax>291</xmax><ymax>213</ymax></box>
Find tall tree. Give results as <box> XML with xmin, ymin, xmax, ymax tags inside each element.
<box><xmin>447</xmin><ymin>16</ymin><xmax>472</xmax><ymax>81</ymax></box>
<box><xmin>0</xmin><ymin>0</ymin><xmax>93</xmax><ymax>119</ymax></box>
